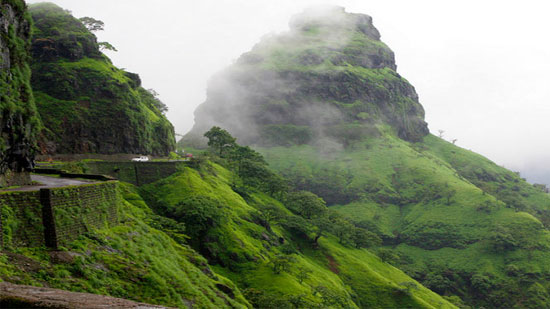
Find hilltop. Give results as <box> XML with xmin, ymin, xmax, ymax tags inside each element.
<box><xmin>29</xmin><ymin>3</ymin><xmax>175</xmax><ymax>155</ymax></box>
<box><xmin>185</xmin><ymin>6</ymin><xmax>428</xmax><ymax>148</ymax></box>
<box><xmin>184</xmin><ymin>6</ymin><xmax>550</xmax><ymax>308</ymax></box>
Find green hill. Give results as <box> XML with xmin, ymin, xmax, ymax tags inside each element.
<box><xmin>140</xmin><ymin>137</ymin><xmax>455</xmax><ymax>308</ymax></box>
<box><xmin>29</xmin><ymin>3</ymin><xmax>175</xmax><ymax>155</ymax></box>
<box><xmin>184</xmin><ymin>6</ymin><xmax>550</xmax><ymax>308</ymax></box>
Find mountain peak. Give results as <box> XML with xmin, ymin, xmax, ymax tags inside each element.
<box><xmin>185</xmin><ymin>7</ymin><xmax>428</xmax><ymax>148</ymax></box>
<box><xmin>289</xmin><ymin>5</ymin><xmax>381</xmax><ymax>41</ymax></box>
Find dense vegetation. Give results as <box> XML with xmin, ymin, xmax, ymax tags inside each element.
<box><xmin>0</xmin><ymin>126</ymin><xmax>454</xmax><ymax>308</ymax></box>
<box><xmin>29</xmin><ymin>3</ymin><xmax>175</xmax><ymax>155</ymax></box>
<box><xmin>3</xmin><ymin>2</ymin><xmax>550</xmax><ymax>308</ymax></box>
<box><xmin>141</xmin><ymin>127</ymin><xmax>454</xmax><ymax>308</ymax></box>
<box><xmin>256</xmin><ymin>133</ymin><xmax>550</xmax><ymax>308</ymax></box>
<box><xmin>0</xmin><ymin>0</ymin><xmax>40</xmax><ymax>186</ymax></box>
<box><xmin>0</xmin><ymin>182</ymin><xmax>249</xmax><ymax>308</ymax></box>
<box><xmin>183</xmin><ymin>6</ymin><xmax>550</xmax><ymax>308</ymax></box>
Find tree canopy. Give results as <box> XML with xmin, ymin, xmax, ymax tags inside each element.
<box><xmin>79</xmin><ymin>16</ymin><xmax>104</xmax><ymax>32</ymax></box>
<box><xmin>204</xmin><ymin>126</ymin><xmax>236</xmax><ymax>156</ymax></box>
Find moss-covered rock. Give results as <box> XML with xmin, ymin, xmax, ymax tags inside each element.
<box><xmin>29</xmin><ymin>3</ymin><xmax>175</xmax><ymax>155</ymax></box>
<box><xmin>0</xmin><ymin>0</ymin><xmax>40</xmax><ymax>186</ymax></box>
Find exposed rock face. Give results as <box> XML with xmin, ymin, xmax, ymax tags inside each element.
<box><xmin>29</xmin><ymin>3</ymin><xmax>175</xmax><ymax>155</ymax></box>
<box><xmin>185</xmin><ymin>6</ymin><xmax>428</xmax><ymax>147</ymax></box>
<box><xmin>0</xmin><ymin>0</ymin><xmax>38</xmax><ymax>186</ymax></box>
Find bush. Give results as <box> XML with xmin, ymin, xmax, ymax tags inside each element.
<box><xmin>285</xmin><ymin>191</ymin><xmax>327</xmax><ymax>219</ymax></box>
<box><xmin>163</xmin><ymin>196</ymin><xmax>225</xmax><ymax>240</ymax></box>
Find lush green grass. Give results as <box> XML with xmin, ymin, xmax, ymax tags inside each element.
<box><xmin>140</xmin><ymin>162</ymin><xmax>455</xmax><ymax>308</ymax></box>
<box><xmin>0</xmin><ymin>182</ymin><xmax>250</xmax><ymax>308</ymax></box>
<box><xmin>256</xmin><ymin>132</ymin><xmax>550</xmax><ymax>308</ymax></box>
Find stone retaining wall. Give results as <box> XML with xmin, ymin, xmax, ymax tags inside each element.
<box><xmin>0</xmin><ymin>181</ymin><xmax>119</xmax><ymax>249</ymax></box>
<box><xmin>85</xmin><ymin>161</ymin><xmax>183</xmax><ymax>186</ymax></box>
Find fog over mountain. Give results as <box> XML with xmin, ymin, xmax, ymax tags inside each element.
<box><xmin>26</xmin><ymin>0</ymin><xmax>550</xmax><ymax>184</ymax></box>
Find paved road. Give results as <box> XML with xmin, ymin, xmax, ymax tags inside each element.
<box><xmin>3</xmin><ymin>175</ymin><xmax>98</xmax><ymax>192</ymax></box>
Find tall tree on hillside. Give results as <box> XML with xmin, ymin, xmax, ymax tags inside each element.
<box><xmin>80</xmin><ymin>17</ymin><xmax>117</xmax><ymax>53</ymax></box>
<box><xmin>204</xmin><ymin>126</ymin><xmax>236</xmax><ymax>156</ymax></box>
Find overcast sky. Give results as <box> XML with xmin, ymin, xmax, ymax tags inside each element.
<box><xmin>26</xmin><ymin>0</ymin><xmax>550</xmax><ymax>183</ymax></box>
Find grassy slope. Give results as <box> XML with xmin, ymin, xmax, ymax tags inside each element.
<box><xmin>140</xmin><ymin>162</ymin><xmax>455</xmax><ymax>308</ymax></box>
<box><xmin>256</xmin><ymin>132</ymin><xmax>550</xmax><ymax>307</ymax></box>
<box><xmin>0</xmin><ymin>182</ymin><xmax>249</xmax><ymax>308</ymax></box>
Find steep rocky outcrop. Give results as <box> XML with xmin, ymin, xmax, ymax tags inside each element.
<box><xmin>29</xmin><ymin>3</ymin><xmax>175</xmax><ymax>155</ymax></box>
<box><xmin>0</xmin><ymin>0</ymin><xmax>39</xmax><ymax>186</ymax></box>
<box><xmin>185</xmin><ymin>6</ymin><xmax>428</xmax><ymax>147</ymax></box>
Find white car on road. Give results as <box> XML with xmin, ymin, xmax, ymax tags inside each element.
<box><xmin>131</xmin><ymin>156</ymin><xmax>149</xmax><ymax>162</ymax></box>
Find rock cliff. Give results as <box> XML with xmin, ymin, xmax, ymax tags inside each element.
<box><xmin>0</xmin><ymin>0</ymin><xmax>39</xmax><ymax>186</ymax></box>
<box><xmin>29</xmin><ymin>3</ymin><xmax>175</xmax><ymax>155</ymax></box>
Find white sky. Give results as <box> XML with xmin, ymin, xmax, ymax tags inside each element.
<box><xmin>26</xmin><ymin>0</ymin><xmax>550</xmax><ymax>183</ymax></box>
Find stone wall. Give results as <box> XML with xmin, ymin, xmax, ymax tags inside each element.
<box><xmin>85</xmin><ymin>161</ymin><xmax>184</xmax><ymax>186</ymax></box>
<box><xmin>0</xmin><ymin>190</ymin><xmax>43</xmax><ymax>247</ymax></box>
<box><xmin>46</xmin><ymin>181</ymin><xmax>119</xmax><ymax>247</ymax></box>
<box><xmin>0</xmin><ymin>181</ymin><xmax>119</xmax><ymax>249</ymax></box>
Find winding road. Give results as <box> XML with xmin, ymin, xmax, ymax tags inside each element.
<box><xmin>3</xmin><ymin>175</ymin><xmax>98</xmax><ymax>192</ymax></box>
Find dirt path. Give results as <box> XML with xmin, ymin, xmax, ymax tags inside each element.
<box><xmin>3</xmin><ymin>175</ymin><xmax>98</xmax><ymax>192</ymax></box>
<box><xmin>0</xmin><ymin>282</ymin><xmax>173</xmax><ymax>308</ymax></box>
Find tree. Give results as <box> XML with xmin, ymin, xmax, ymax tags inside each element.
<box><xmin>147</xmin><ymin>88</ymin><xmax>168</xmax><ymax>114</ymax></box>
<box><xmin>437</xmin><ymin>129</ymin><xmax>445</xmax><ymax>138</ymax></box>
<box><xmin>271</xmin><ymin>254</ymin><xmax>295</xmax><ymax>274</ymax></box>
<box><xmin>351</xmin><ymin>228</ymin><xmax>382</xmax><ymax>248</ymax></box>
<box><xmin>169</xmin><ymin>196</ymin><xmax>225</xmax><ymax>240</ymax></box>
<box><xmin>488</xmin><ymin>225</ymin><xmax>518</xmax><ymax>252</ymax></box>
<box><xmin>398</xmin><ymin>282</ymin><xmax>418</xmax><ymax>296</ymax></box>
<box><xmin>311</xmin><ymin>215</ymin><xmax>331</xmax><ymax>246</ymax></box>
<box><xmin>230</xmin><ymin>145</ymin><xmax>265</xmax><ymax>166</ymax></box>
<box><xmin>280</xmin><ymin>216</ymin><xmax>311</xmax><ymax>240</ymax></box>
<box><xmin>256</xmin><ymin>204</ymin><xmax>285</xmax><ymax>232</ymax></box>
<box><xmin>79</xmin><ymin>17</ymin><xmax>105</xmax><ymax>32</ymax></box>
<box><xmin>204</xmin><ymin>126</ymin><xmax>236</xmax><ymax>157</ymax></box>
<box><xmin>313</xmin><ymin>285</ymin><xmax>347</xmax><ymax>307</ymax></box>
<box><xmin>377</xmin><ymin>248</ymin><xmax>400</xmax><ymax>264</ymax></box>
<box><xmin>98</xmin><ymin>41</ymin><xmax>117</xmax><ymax>52</ymax></box>
<box><xmin>264</xmin><ymin>173</ymin><xmax>288</xmax><ymax>198</ymax></box>
<box><xmin>332</xmin><ymin>217</ymin><xmax>355</xmax><ymax>245</ymax></box>
<box><xmin>295</xmin><ymin>267</ymin><xmax>311</xmax><ymax>284</ymax></box>
<box><xmin>286</xmin><ymin>191</ymin><xmax>327</xmax><ymax>219</ymax></box>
